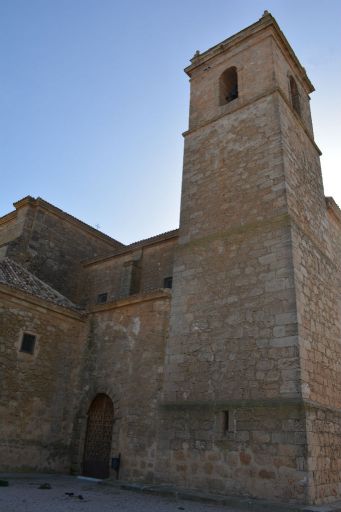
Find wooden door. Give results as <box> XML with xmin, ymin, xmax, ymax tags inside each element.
<box><xmin>83</xmin><ymin>394</ymin><xmax>114</xmax><ymax>479</ymax></box>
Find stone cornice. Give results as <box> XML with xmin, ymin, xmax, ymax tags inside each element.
<box><xmin>83</xmin><ymin>231</ymin><xmax>179</xmax><ymax>268</ymax></box>
<box><xmin>185</xmin><ymin>12</ymin><xmax>314</xmax><ymax>94</ymax></box>
<box><xmin>10</xmin><ymin>196</ymin><xmax>123</xmax><ymax>249</ymax></box>
<box><xmin>0</xmin><ymin>210</ymin><xmax>17</xmax><ymax>226</ymax></box>
<box><xmin>89</xmin><ymin>289</ymin><xmax>171</xmax><ymax>313</ymax></box>
<box><xmin>178</xmin><ymin>212</ymin><xmax>291</xmax><ymax>250</ymax></box>
<box><xmin>161</xmin><ymin>397</ymin><xmax>341</xmax><ymax>415</ymax></box>
<box><xmin>183</xmin><ymin>87</ymin><xmax>322</xmax><ymax>157</ymax></box>
<box><xmin>161</xmin><ymin>397</ymin><xmax>304</xmax><ymax>410</ymax></box>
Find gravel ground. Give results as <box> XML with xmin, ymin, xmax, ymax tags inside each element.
<box><xmin>0</xmin><ymin>475</ymin><xmax>241</xmax><ymax>512</ymax></box>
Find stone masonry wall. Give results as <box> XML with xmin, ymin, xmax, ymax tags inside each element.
<box><xmin>83</xmin><ymin>239</ymin><xmax>176</xmax><ymax>306</ymax></box>
<box><xmin>83</xmin><ymin>253</ymin><xmax>132</xmax><ymax>306</ymax></box>
<box><xmin>158</xmin><ymin>17</ymin><xmax>324</xmax><ymax>502</ymax></box>
<box><xmin>291</xmin><ymin>218</ymin><xmax>341</xmax><ymax>504</ymax></box>
<box><xmin>164</xmin><ymin>91</ymin><xmax>299</xmax><ymax>400</ymax></box>
<box><xmin>140</xmin><ymin>241</ymin><xmax>176</xmax><ymax>293</ymax></box>
<box><xmin>0</xmin><ymin>209</ymin><xmax>27</xmax><ymax>258</ymax></box>
<box><xmin>161</xmin><ymin>46</ymin><xmax>309</xmax><ymax>497</ymax></box>
<box><xmin>1</xmin><ymin>200</ymin><xmax>121</xmax><ymax>303</ymax></box>
<box><xmin>272</xmin><ymin>39</ymin><xmax>314</xmax><ymax>137</ymax></box>
<box><xmin>160</xmin><ymin>220</ymin><xmax>308</xmax><ymax>501</ymax></box>
<box><xmin>165</xmin><ymin>221</ymin><xmax>298</xmax><ymax>403</ymax></box>
<box><xmin>279</xmin><ymin>86</ymin><xmax>341</xmax><ymax>503</ymax></box>
<box><xmin>0</xmin><ymin>289</ymin><xmax>85</xmax><ymax>472</ymax></box>
<box><xmin>305</xmin><ymin>407</ymin><xmax>341</xmax><ymax>504</ymax></box>
<box><xmin>156</xmin><ymin>403</ymin><xmax>307</xmax><ymax>502</ymax></box>
<box><xmin>188</xmin><ymin>31</ymin><xmax>275</xmax><ymax>131</ymax></box>
<box><xmin>1</xmin><ymin>14</ymin><xmax>340</xmax><ymax>507</ymax></box>
<box><xmin>280</xmin><ymin>106</ymin><xmax>327</xmax><ymax>250</ymax></box>
<box><xmin>292</xmin><ymin>222</ymin><xmax>341</xmax><ymax>503</ymax></box>
<box><xmin>70</xmin><ymin>291</ymin><xmax>170</xmax><ymax>481</ymax></box>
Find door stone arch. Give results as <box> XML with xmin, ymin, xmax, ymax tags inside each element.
<box><xmin>83</xmin><ymin>393</ymin><xmax>114</xmax><ymax>478</ymax></box>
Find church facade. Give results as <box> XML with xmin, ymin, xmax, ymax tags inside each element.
<box><xmin>1</xmin><ymin>12</ymin><xmax>341</xmax><ymax>506</ymax></box>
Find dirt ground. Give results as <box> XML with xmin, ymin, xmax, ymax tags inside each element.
<box><xmin>0</xmin><ymin>474</ymin><xmax>242</xmax><ymax>512</ymax></box>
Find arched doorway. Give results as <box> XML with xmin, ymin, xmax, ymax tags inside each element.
<box><xmin>83</xmin><ymin>394</ymin><xmax>114</xmax><ymax>479</ymax></box>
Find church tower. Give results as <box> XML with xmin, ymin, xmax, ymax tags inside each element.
<box><xmin>158</xmin><ymin>12</ymin><xmax>341</xmax><ymax>504</ymax></box>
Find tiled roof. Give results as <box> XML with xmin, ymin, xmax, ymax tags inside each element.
<box><xmin>0</xmin><ymin>257</ymin><xmax>82</xmax><ymax>312</ymax></box>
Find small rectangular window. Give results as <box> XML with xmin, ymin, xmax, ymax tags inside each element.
<box><xmin>20</xmin><ymin>333</ymin><xmax>36</xmax><ymax>354</ymax></box>
<box><xmin>97</xmin><ymin>292</ymin><xmax>108</xmax><ymax>304</ymax></box>
<box><xmin>163</xmin><ymin>276</ymin><xmax>173</xmax><ymax>289</ymax></box>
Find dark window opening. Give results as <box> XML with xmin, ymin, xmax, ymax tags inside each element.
<box><xmin>97</xmin><ymin>292</ymin><xmax>108</xmax><ymax>304</ymax></box>
<box><xmin>289</xmin><ymin>76</ymin><xmax>301</xmax><ymax>117</ymax></box>
<box><xmin>163</xmin><ymin>276</ymin><xmax>173</xmax><ymax>289</ymax></box>
<box><xmin>20</xmin><ymin>333</ymin><xmax>36</xmax><ymax>354</ymax></box>
<box><xmin>222</xmin><ymin>410</ymin><xmax>235</xmax><ymax>434</ymax></box>
<box><xmin>219</xmin><ymin>67</ymin><xmax>238</xmax><ymax>105</ymax></box>
<box><xmin>223</xmin><ymin>410</ymin><xmax>230</xmax><ymax>433</ymax></box>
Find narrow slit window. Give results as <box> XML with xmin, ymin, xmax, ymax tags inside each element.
<box><xmin>223</xmin><ymin>411</ymin><xmax>230</xmax><ymax>433</ymax></box>
<box><xmin>222</xmin><ymin>410</ymin><xmax>235</xmax><ymax>433</ymax></box>
<box><xmin>20</xmin><ymin>333</ymin><xmax>36</xmax><ymax>354</ymax></box>
<box><xmin>289</xmin><ymin>76</ymin><xmax>301</xmax><ymax>117</ymax></box>
<box><xmin>219</xmin><ymin>67</ymin><xmax>238</xmax><ymax>105</ymax></box>
<box><xmin>97</xmin><ymin>292</ymin><xmax>108</xmax><ymax>304</ymax></box>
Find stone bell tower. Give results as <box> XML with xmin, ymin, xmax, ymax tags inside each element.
<box><xmin>157</xmin><ymin>12</ymin><xmax>341</xmax><ymax>505</ymax></box>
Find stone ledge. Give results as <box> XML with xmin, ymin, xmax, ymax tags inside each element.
<box><xmin>177</xmin><ymin>212</ymin><xmax>291</xmax><ymax>249</ymax></box>
<box><xmin>160</xmin><ymin>396</ymin><xmax>303</xmax><ymax>411</ymax></box>
<box><xmin>183</xmin><ymin>87</ymin><xmax>321</xmax><ymax>157</ymax></box>
<box><xmin>160</xmin><ymin>397</ymin><xmax>341</xmax><ymax>416</ymax></box>
<box><xmin>89</xmin><ymin>288</ymin><xmax>171</xmax><ymax>313</ymax></box>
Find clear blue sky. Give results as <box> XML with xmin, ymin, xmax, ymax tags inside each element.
<box><xmin>1</xmin><ymin>0</ymin><xmax>340</xmax><ymax>244</ymax></box>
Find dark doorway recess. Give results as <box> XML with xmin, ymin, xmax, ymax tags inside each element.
<box><xmin>83</xmin><ymin>394</ymin><xmax>114</xmax><ymax>479</ymax></box>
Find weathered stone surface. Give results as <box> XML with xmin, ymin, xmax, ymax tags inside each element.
<box><xmin>0</xmin><ymin>288</ymin><xmax>85</xmax><ymax>472</ymax></box>
<box><xmin>1</xmin><ymin>197</ymin><xmax>123</xmax><ymax>303</ymax></box>
<box><xmin>0</xmin><ymin>11</ymin><xmax>340</xmax><ymax>508</ymax></box>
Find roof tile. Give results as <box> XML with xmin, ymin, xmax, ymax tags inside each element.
<box><xmin>0</xmin><ymin>257</ymin><xmax>82</xmax><ymax>312</ymax></box>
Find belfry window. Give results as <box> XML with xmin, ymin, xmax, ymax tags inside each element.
<box><xmin>289</xmin><ymin>76</ymin><xmax>301</xmax><ymax>117</ymax></box>
<box><xmin>219</xmin><ymin>67</ymin><xmax>238</xmax><ymax>105</ymax></box>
